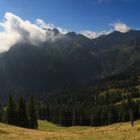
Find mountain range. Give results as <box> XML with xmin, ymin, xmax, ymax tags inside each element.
<box><xmin>0</xmin><ymin>29</ymin><xmax>140</xmax><ymax>102</ymax></box>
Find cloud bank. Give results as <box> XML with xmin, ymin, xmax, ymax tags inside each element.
<box><xmin>0</xmin><ymin>12</ymin><xmax>68</xmax><ymax>53</ymax></box>
<box><xmin>0</xmin><ymin>12</ymin><xmax>47</xmax><ymax>52</ymax></box>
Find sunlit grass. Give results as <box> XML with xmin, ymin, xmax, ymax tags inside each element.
<box><xmin>0</xmin><ymin>120</ymin><xmax>140</xmax><ymax>140</ymax></box>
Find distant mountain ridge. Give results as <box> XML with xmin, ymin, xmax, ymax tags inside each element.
<box><xmin>0</xmin><ymin>29</ymin><xmax>140</xmax><ymax>102</ymax></box>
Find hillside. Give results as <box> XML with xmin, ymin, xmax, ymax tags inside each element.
<box><xmin>35</xmin><ymin>65</ymin><xmax>140</xmax><ymax>126</ymax></box>
<box><xmin>0</xmin><ymin>30</ymin><xmax>140</xmax><ymax>102</ymax></box>
<box><xmin>0</xmin><ymin>120</ymin><xmax>140</xmax><ymax>140</ymax></box>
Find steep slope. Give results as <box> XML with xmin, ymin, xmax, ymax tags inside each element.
<box><xmin>0</xmin><ymin>30</ymin><xmax>140</xmax><ymax>102</ymax></box>
<box><xmin>93</xmin><ymin>30</ymin><xmax>140</xmax><ymax>75</ymax></box>
<box><xmin>0</xmin><ymin>32</ymin><xmax>101</xmax><ymax>101</ymax></box>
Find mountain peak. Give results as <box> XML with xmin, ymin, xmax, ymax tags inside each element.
<box><xmin>66</xmin><ymin>32</ymin><xmax>77</xmax><ymax>37</ymax></box>
<box><xmin>52</xmin><ymin>28</ymin><xmax>61</xmax><ymax>35</ymax></box>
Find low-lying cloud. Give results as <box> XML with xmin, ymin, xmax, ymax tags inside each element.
<box><xmin>0</xmin><ymin>12</ymin><xmax>68</xmax><ymax>53</ymax></box>
<box><xmin>80</xmin><ymin>30</ymin><xmax>112</xmax><ymax>39</ymax></box>
<box><xmin>112</xmin><ymin>21</ymin><xmax>130</xmax><ymax>33</ymax></box>
<box><xmin>80</xmin><ymin>21</ymin><xmax>131</xmax><ymax>39</ymax></box>
<box><xmin>0</xmin><ymin>12</ymin><xmax>47</xmax><ymax>52</ymax></box>
<box><xmin>36</xmin><ymin>19</ymin><xmax>68</xmax><ymax>34</ymax></box>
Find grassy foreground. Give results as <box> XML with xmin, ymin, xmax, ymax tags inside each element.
<box><xmin>0</xmin><ymin>120</ymin><xmax>140</xmax><ymax>140</ymax></box>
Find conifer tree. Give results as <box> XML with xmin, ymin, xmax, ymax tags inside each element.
<box><xmin>0</xmin><ymin>106</ymin><xmax>7</xmax><ymax>123</ymax></box>
<box><xmin>7</xmin><ymin>95</ymin><xmax>18</xmax><ymax>125</ymax></box>
<box><xmin>28</xmin><ymin>96</ymin><xmax>38</xmax><ymax>129</ymax></box>
<box><xmin>127</xmin><ymin>97</ymin><xmax>135</xmax><ymax>127</ymax></box>
<box><xmin>18</xmin><ymin>97</ymin><xmax>29</xmax><ymax>128</ymax></box>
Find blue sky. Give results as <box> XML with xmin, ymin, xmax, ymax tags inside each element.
<box><xmin>0</xmin><ymin>0</ymin><xmax>140</xmax><ymax>53</ymax></box>
<box><xmin>0</xmin><ymin>0</ymin><xmax>140</xmax><ymax>32</ymax></box>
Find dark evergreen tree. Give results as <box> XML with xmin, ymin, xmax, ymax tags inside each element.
<box><xmin>120</xmin><ymin>99</ymin><xmax>129</xmax><ymax>122</ymax></box>
<box><xmin>28</xmin><ymin>96</ymin><xmax>38</xmax><ymax>129</ymax></box>
<box><xmin>18</xmin><ymin>97</ymin><xmax>29</xmax><ymax>128</ymax></box>
<box><xmin>7</xmin><ymin>96</ymin><xmax>18</xmax><ymax>125</ymax></box>
<box><xmin>0</xmin><ymin>106</ymin><xmax>7</xmax><ymax>123</ymax></box>
<box><xmin>138</xmin><ymin>101</ymin><xmax>140</xmax><ymax>118</ymax></box>
<box><xmin>72</xmin><ymin>106</ymin><xmax>77</xmax><ymax>126</ymax></box>
<box><xmin>127</xmin><ymin>97</ymin><xmax>135</xmax><ymax>127</ymax></box>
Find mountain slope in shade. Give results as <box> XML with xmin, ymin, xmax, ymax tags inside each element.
<box><xmin>0</xmin><ymin>29</ymin><xmax>140</xmax><ymax>101</ymax></box>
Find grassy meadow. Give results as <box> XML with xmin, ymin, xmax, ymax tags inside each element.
<box><xmin>0</xmin><ymin>120</ymin><xmax>140</xmax><ymax>140</ymax></box>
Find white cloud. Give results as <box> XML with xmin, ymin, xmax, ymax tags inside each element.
<box><xmin>80</xmin><ymin>21</ymin><xmax>131</xmax><ymax>39</ymax></box>
<box><xmin>57</xmin><ymin>27</ymin><xmax>68</xmax><ymax>34</ymax></box>
<box><xmin>36</xmin><ymin>18</ymin><xmax>68</xmax><ymax>34</ymax></box>
<box><xmin>111</xmin><ymin>21</ymin><xmax>131</xmax><ymax>33</ymax></box>
<box><xmin>80</xmin><ymin>30</ymin><xmax>97</xmax><ymax>39</ymax></box>
<box><xmin>35</xmin><ymin>19</ymin><xmax>46</xmax><ymax>28</ymax></box>
<box><xmin>0</xmin><ymin>32</ymin><xmax>20</xmax><ymax>52</ymax></box>
<box><xmin>0</xmin><ymin>12</ymin><xmax>47</xmax><ymax>52</ymax></box>
<box><xmin>80</xmin><ymin>30</ymin><xmax>112</xmax><ymax>39</ymax></box>
<box><xmin>36</xmin><ymin>19</ymin><xmax>55</xmax><ymax>29</ymax></box>
<box><xmin>0</xmin><ymin>12</ymin><xmax>69</xmax><ymax>53</ymax></box>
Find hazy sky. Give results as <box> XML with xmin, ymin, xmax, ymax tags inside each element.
<box><xmin>0</xmin><ymin>0</ymin><xmax>139</xmax><ymax>32</ymax></box>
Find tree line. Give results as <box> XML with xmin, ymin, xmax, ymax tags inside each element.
<box><xmin>0</xmin><ymin>96</ymin><xmax>38</xmax><ymax>129</ymax></box>
<box><xmin>0</xmin><ymin>93</ymin><xmax>140</xmax><ymax>128</ymax></box>
<box><xmin>38</xmin><ymin>96</ymin><xmax>140</xmax><ymax>127</ymax></box>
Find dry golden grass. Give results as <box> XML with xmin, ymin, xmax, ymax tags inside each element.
<box><xmin>0</xmin><ymin>120</ymin><xmax>140</xmax><ymax>140</ymax></box>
